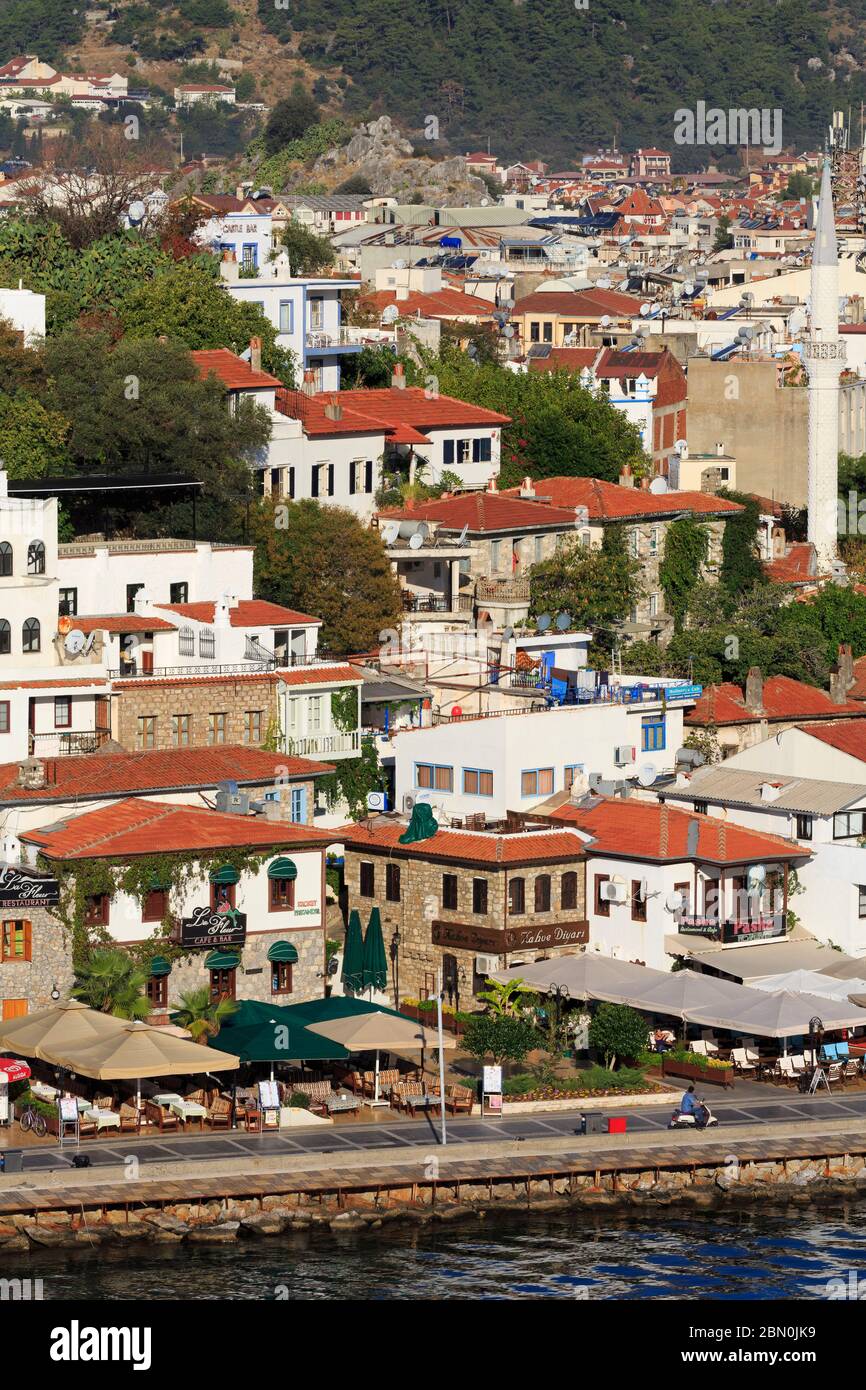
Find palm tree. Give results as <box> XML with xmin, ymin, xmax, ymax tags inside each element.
<box><xmin>72</xmin><ymin>948</ymin><xmax>150</xmax><ymax>1020</ymax></box>
<box><xmin>172</xmin><ymin>987</ymin><xmax>238</xmax><ymax>1044</ymax></box>
<box><xmin>476</xmin><ymin>976</ymin><xmax>533</xmax><ymax>1019</ymax></box>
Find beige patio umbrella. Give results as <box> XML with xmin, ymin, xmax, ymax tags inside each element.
<box><xmin>307</xmin><ymin>1011</ymin><xmax>456</xmax><ymax>1102</ymax></box>
<box><xmin>0</xmin><ymin>999</ymin><xmax>126</xmax><ymax>1061</ymax></box>
<box><xmin>44</xmin><ymin>1020</ymin><xmax>240</xmax><ymax>1107</ymax></box>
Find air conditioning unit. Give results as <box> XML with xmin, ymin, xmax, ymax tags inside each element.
<box><xmin>600</xmin><ymin>881</ymin><xmax>627</xmax><ymax>904</ymax></box>
<box><xmin>614</xmin><ymin>745</ymin><xmax>635</xmax><ymax>766</ymax></box>
<box><xmin>474</xmin><ymin>953</ymin><xmax>502</xmax><ymax>977</ymax></box>
<box><xmin>215</xmin><ymin>790</ymin><xmax>250</xmax><ymax>816</ymax></box>
<box><xmin>402</xmin><ymin>794</ymin><xmax>416</xmax><ymax>814</ymax></box>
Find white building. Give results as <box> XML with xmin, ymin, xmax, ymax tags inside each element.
<box><xmin>0</xmin><ymin>286</ymin><xmax>45</xmax><ymax>344</ymax></box>
<box><xmin>174</xmin><ymin>84</ymin><xmax>236</xmax><ymax>108</ymax></box>
<box><xmin>56</xmin><ymin>538</ymin><xmax>255</xmax><ymax>618</ymax></box>
<box><xmin>392</xmin><ymin>683</ymin><xmax>694</xmax><ymax>821</ymax></box>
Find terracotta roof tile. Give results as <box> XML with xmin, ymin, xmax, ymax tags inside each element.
<box><xmin>156</xmin><ymin>600</ymin><xmax>320</xmax><ymax>627</ymax></box>
<box><xmin>379</xmin><ymin>492</ymin><xmax>579</xmax><ymax>533</ymax></box>
<box><xmin>339</xmin><ymin>818</ymin><xmax>585</xmax><ymax>866</ymax></box>
<box><xmin>277</xmin><ymin>665</ymin><xmax>361</xmax><ymax>686</ymax></box>
<box><xmin>0</xmin><ymin>746</ymin><xmax>331</xmax><ymax>804</ymax></box>
<box><xmin>72</xmin><ymin>614</ymin><xmax>177</xmax><ymax>634</ymax></box>
<box><xmin>764</xmin><ymin>542</ymin><xmax>817</xmax><ymax>584</ymax></box>
<box><xmin>514</xmin><ymin>476</ymin><xmax>742</xmax><ymax>521</ymax></box>
<box><xmin>548</xmin><ymin>796</ymin><xmax>809</xmax><ymax>864</ymax></box>
<box><xmin>513</xmin><ymin>288</ymin><xmax>642</xmax><ymax>318</ymax></box>
<box><xmin>360</xmin><ymin>288</ymin><xmax>495</xmax><ymax>320</ymax></box>
<box><xmin>275</xmin><ymin>385</ymin><xmax>509</xmax><ymax>438</ymax></box>
<box><xmin>24</xmin><ymin>797</ymin><xmax>332</xmax><ymax>859</ymax></box>
<box><xmin>191</xmin><ymin>349</ymin><xmax>282</xmax><ymax>392</ymax></box>
<box><xmin>686</xmin><ymin>677</ymin><xmax>863</xmax><ymax>727</ymax></box>
<box><xmin>798</xmin><ymin>721</ymin><xmax>866</xmax><ymax>762</ymax></box>
<box><xmin>0</xmin><ymin>678</ymin><xmax>108</xmax><ymax>691</ymax></box>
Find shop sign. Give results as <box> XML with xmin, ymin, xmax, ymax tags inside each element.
<box><xmin>180</xmin><ymin>907</ymin><xmax>247</xmax><ymax>949</ymax></box>
<box><xmin>0</xmin><ymin>866</ymin><xmax>60</xmax><ymax>909</ymax></box>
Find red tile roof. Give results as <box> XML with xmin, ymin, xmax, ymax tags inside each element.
<box><xmin>548</xmin><ymin>796</ymin><xmax>808</xmax><ymax>864</ymax></box>
<box><xmin>191</xmin><ymin>349</ymin><xmax>282</xmax><ymax>392</ymax></box>
<box><xmin>156</xmin><ymin>600</ymin><xmax>320</xmax><ymax>627</ymax></box>
<box><xmin>278</xmin><ymin>665</ymin><xmax>361</xmax><ymax>686</ymax></box>
<box><xmin>513</xmin><ymin>476</ymin><xmax>742</xmax><ymax>521</ymax></box>
<box><xmin>275</xmin><ymin>386</ymin><xmax>509</xmax><ymax>438</ymax></box>
<box><xmin>24</xmin><ymin>797</ymin><xmax>333</xmax><ymax>860</ymax></box>
<box><xmin>380</xmin><ymin>492</ymin><xmax>580</xmax><ymax>533</ymax></box>
<box><xmin>72</xmin><ymin>614</ymin><xmax>177</xmax><ymax>634</ymax></box>
<box><xmin>340</xmin><ymin>818</ymin><xmax>585</xmax><ymax>866</ymax></box>
<box><xmin>764</xmin><ymin>542</ymin><xmax>817</xmax><ymax>585</ymax></box>
<box><xmin>0</xmin><ymin>746</ymin><xmax>331</xmax><ymax>804</ymax></box>
<box><xmin>797</xmin><ymin>721</ymin><xmax>866</xmax><ymax>762</ymax></box>
<box><xmin>112</xmin><ymin>673</ymin><xmax>277</xmax><ymax>690</ymax></box>
<box><xmin>513</xmin><ymin>288</ymin><xmax>642</xmax><ymax>318</ymax></box>
<box><xmin>360</xmin><ymin>288</ymin><xmax>495</xmax><ymax>321</ymax></box>
<box><xmin>848</xmin><ymin>655</ymin><xmax>866</xmax><ymax>701</ymax></box>
<box><xmin>0</xmin><ymin>678</ymin><xmax>108</xmax><ymax>691</ymax></box>
<box><xmin>527</xmin><ymin>347</ymin><xmax>599</xmax><ymax>374</ymax></box>
<box><xmin>685</xmin><ymin>677</ymin><xmax>864</xmax><ymax>727</ymax></box>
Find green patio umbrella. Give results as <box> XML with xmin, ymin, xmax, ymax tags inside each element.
<box><xmin>362</xmin><ymin>907</ymin><xmax>388</xmax><ymax>994</ymax></box>
<box><xmin>342</xmin><ymin>909</ymin><xmax>364</xmax><ymax>993</ymax></box>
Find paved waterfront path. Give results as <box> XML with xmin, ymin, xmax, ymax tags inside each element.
<box><xmin>8</xmin><ymin>1086</ymin><xmax>866</xmax><ymax>1178</ymax></box>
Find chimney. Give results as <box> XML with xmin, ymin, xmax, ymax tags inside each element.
<box><xmin>520</xmin><ymin>476</ymin><xmax>535</xmax><ymax>497</ymax></box>
<box><xmin>715</xmin><ymin>441</ymin><xmax>725</xmax><ymax>457</ymax></box>
<box><xmin>324</xmin><ymin>394</ymin><xmax>343</xmax><ymax>422</ymax></box>
<box><xmin>833</xmin><ymin>642</ymin><xmax>855</xmax><ymax>698</ymax></box>
<box><xmin>569</xmin><ymin>768</ymin><xmax>589</xmax><ymax>801</ymax></box>
<box><xmin>395</xmin><ymin>286</ymin><xmax>410</xmax><ymax>302</ymax></box>
<box><xmin>249</xmin><ymin>337</ymin><xmax>262</xmax><ymax>373</ymax></box>
<box><xmin>618</xmin><ymin>464</ymin><xmax>634</xmax><ymax>489</ymax></box>
<box><xmin>301</xmin><ymin>369</ymin><xmax>317</xmax><ymax>397</ymax></box>
<box><xmin>744</xmin><ymin>666</ymin><xmax>764</xmax><ymax>714</ymax></box>
<box><xmin>639</xmin><ymin>476</ymin><xmax>650</xmax><ymax>491</ymax></box>
<box><xmin>392</xmin><ymin>362</ymin><xmax>406</xmax><ymax>390</ymax></box>
<box><xmin>17</xmin><ymin>757</ymin><xmax>46</xmax><ymax>791</ymax></box>
<box><xmin>487</xmin><ymin>475</ymin><xmax>498</xmax><ymax>493</ymax></box>
<box><xmin>214</xmin><ymin>592</ymin><xmax>236</xmax><ymax>628</ymax></box>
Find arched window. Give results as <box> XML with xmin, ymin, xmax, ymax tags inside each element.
<box><xmin>508</xmin><ymin>877</ymin><xmax>525</xmax><ymax>915</ymax></box>
<box><xmin>0</xmin><ymin>542</ymin><xmax>11</xmax><ymax>577</ymax></box>
<box><xmin>534</xmin><ymin>874</ymin><xmax>551</xmax><ymax>913</ymax></box>
<box><xmin>561</xmin><ymin>871</ymin><xmax>578</xmax><ymax>911</ymax></box>
<box><xmin>199</xmin><ymin>627</ymin><xmax>215</xmax><ymax>660</ymax></box>
<box><xmin>0</xmin><ymin>619</ymin><xmax>10</xmax><ymax>655</ymax></box>
<box><xmin>27</xmin><ymin>541</ymin><xmax>45</xmax><ymax>576</ymax></box>
<box><xmin>22</xmin><ymin>618</ymin><xmax>40</xmax><ymax>653</ymax></box>
<box><xmin>178</xmin><ymin>625</ymin><xmax>195</xmax><ymax>658</ymax></box>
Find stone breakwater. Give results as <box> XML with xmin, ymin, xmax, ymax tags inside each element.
<box><xmin>4</xmin><ymin>1152</ymin><xmax>866</xmax><ymax>1252</ymax></box>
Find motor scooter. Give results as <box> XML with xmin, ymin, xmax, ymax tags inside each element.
<box><xmin>668</xmin><ymin>1098</ymin><xmax>719</xmax><ymax>1130</ymax></box>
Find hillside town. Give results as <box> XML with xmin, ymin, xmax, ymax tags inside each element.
<box><xmin>6</xmin><ymin>11</ymin><xmax>866</xmax><ymax>1321</ymax></box>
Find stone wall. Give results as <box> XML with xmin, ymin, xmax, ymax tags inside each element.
<box><xmin>164</xmin><ymin>926</ymin><xmax>323</xmax><ymax>1008</ymax></box>
<box><xmin>344</xmin><ymin>850</ymin><xmax>586</xmax><ymax>1003</ymax></box>
<box><xmin>113</xmin><ymin>678</ymin><xmax>279</xmax><ymax>753</ymax></box>
<box><xmin>0</xmin><ymin>905</ymin><xmax>74</xmax><ymax>1018</ymax></box>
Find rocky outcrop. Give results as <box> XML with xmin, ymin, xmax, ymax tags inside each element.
<box><xmin>313</xmin><ymin>115</ymin><xmax>490</xmax><ymax>202</ymax></box>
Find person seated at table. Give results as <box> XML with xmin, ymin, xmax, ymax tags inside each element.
<box><xmin>654</xmin><ymin>1028</ymin><xmax>674</xmax><ymax>1054</ymax></box>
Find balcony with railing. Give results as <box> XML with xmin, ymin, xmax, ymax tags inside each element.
<box><xmin>29</xmin><ymin>729</ymin><xmax>111</xmax><ymax>757</ymax></box>
<box><xmin>475</xmin><ymin>577</ymin><xmax>531</xmax><ymax>604</ymax></box>
<box><xmin>304</xmin><ymin>328</ymin><xmax>363</xmax><ymax>352</ymax></box>
<box><xmin>285</xmin><ymin>730</ymin><xmax>361</xmax><ymax>757</ymax></box>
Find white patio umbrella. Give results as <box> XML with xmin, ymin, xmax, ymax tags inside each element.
<box><xmin>306</xmin><ymin>1010</ymin><xmax>456</xmax><ymax>1102</ymax></box>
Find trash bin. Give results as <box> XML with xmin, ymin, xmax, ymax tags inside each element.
<box><xmin>581</xmin><ymin>1112</ymin><xmax>606</xmax><ymax>1135</ymax></box>
<box><xmin>608</xmin><ymin>1116</ymin><xmax>627</xmax><ymax>1134</ymax></box>
<box><xmin>1</xmin><ymin>1149</ymin><xmax>23</xmax><ymax>1174</ymax></box>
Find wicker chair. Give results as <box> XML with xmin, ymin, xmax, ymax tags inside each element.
<box><xmin>118</xmin><ymin>1103</ymin><xmax>141</xmax><ymax>1134</ymax></box>
<box><xmin>444</xmin><ymin>1084</ymin><xmax>474</xmax><ymax>1116</ymax></box>
<box><xmin>207</xmin><ymin>1096</ymin><xmax>232</xmax><ymax>1129</ymax></box>
<box><xmin>144</xmin><ymin>1100</ymin><xmax>179</xmax><ymax>1132</ymax></box>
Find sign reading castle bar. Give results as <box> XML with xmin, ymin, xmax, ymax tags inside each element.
<box><xmin>180</xmin><ymin>906</ymin><xmax>247</xmax><ymax>949</ymax></box>
<box><xmin>0</xmin><ymin>865</ymin><xmax>60</xmax><ymax>909</ymax></box>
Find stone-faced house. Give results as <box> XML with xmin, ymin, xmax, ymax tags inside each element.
<box><xmin>340</xmin><ymin>815</ymin><xmax>587</xmax><ymax>1007</ymax></box>
<box><xmin>12</xmin><ymin>799</ymin><xmax>333</xmax><ymax>1022</ymax></box>
<box><xmin>685</xmin><ymin>665</ymin><xmax>865</xmax><ymax>758</ymax></box>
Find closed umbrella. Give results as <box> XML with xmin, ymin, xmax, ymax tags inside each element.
<box><xmin>307</xmin><ymin>1008</ymin><xmax>456</xmax><ymax>1103</ymax></box>
<box><xmin>362</xmin><ymin>907</ymin><xmax>388</xmax><ymax>995</ymax></box>
<box><xmin>0</xmin><ymin>999</ymin><xmax>126</xmax><ymax>1061</ymax></box>
<box><xmin>341</xmin><ymin>909</ymin><xmax>364</xmax><ymax>994</ymax></box>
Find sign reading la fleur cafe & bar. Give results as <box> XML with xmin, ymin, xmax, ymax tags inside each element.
<box><xmin>180</xmin><ymin>906</ymin><xmax>247</xmax><ymax>949</ymax></box>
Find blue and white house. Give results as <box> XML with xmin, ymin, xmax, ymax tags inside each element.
<box><xmin>222</xmin><ymin>250</ymin><xmax>363</xmax><ymax>392</ymax></box>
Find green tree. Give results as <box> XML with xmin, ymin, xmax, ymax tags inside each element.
<box><xmin>463</xmin><ymin>1014</ymin><xmax>538</xmax><ymax>1067</ymax></box>
<box><xmin>0</xmin><ymin>393</ymin><xmax>71</xmax><ymax>478</ymax></box>
<box><xmin>712</xmin><ymin>214</ymin><xmax>734</xmax><ymax>251</ymax></box>
<box><xmin>529</xmin><ymin>532</ymin><xmax>639</xmax><ymax>638</ymax></box>
<box><xmin>719</xmin><ymin>489</ymin><xmax>763</xmax><ymax>597</ymax></box>
<box><xmin>319</xmin><ymin>736</ymin><xmax>385</xmax><ymax>820</ymax></box>
<box><xmin>588</xmin><ymin>1002</ymin><xmax>648</xmax><ymax>1070</ymax></box>
<box><xmin>249</xmin><ymin>498</ymin><xmax>401</xmax><ymax>653</ymax></box>
<box><xmin>264</xmin><ymin>89</ymin><xmax>320</xmax><ymax>153</ymax></box>
<box><xmin>784</xmin><ymin>171</ymin><xmax>814</xmax><ymax>200</ymax></box>
<box><xmin>475</xmin><ymin>976</ymin><xmax>534</xmax><ymax>1018</ymax></box>
<box><xmin>71</xmin><ymin>948</ymin><xmax>149</xmax><ymax>1020</ymax></box>
<box><xmin>280</xmin><ymin>221</ymin><xmax>336</xmax><ymax>276</ymax></box>
<box><xmin>172</xmin><ymin>985</ymin><xmax>238</xmax><ymax>1042</ymax></box>
<box><xmin>659</xmin><ymin>517</ymin><xmax>709</xmax><ymax>631</ymax></box>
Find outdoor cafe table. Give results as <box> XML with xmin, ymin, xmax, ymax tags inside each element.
<box><xmin>151</xmin><ymin>1092</ymin><xmax>184</xmax><ymax>1108</ymax></box>
<box><xmin>83</xmin><ymin>1107</ymin><xmax>121</xmax><ymax>1132</ymax></box>
<box><xmin>169</xmin><ymin>1100</ymin><xmax>207</xmax><ymax>1124</ymax></box>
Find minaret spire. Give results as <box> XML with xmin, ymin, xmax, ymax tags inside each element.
<box><xmin>805</xmin><ymin>158</ymin><xmax>845</xmax><ymax>572</ymax></box>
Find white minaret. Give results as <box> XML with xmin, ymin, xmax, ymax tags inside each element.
<box><xmin>805</xmin><ymin>158</ymin><xmax>845</xmax><ymax>571</ymax></box>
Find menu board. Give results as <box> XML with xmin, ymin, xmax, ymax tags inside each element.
<box><xmin>59</xmin><ymin>1097</ymin><xmax>79</xmax><ymax>1123</ymax></box>
<box><xmin>258</xmin><ymin>1081</ymin><xmax>280</xmax><ymax>1109</ymax></box>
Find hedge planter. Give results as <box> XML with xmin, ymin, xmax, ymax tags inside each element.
<box><xmin>400</xmin><ymin>1003</ymin><xmax>469</xmax><ymax>1037</ymax></box>
<box><xmin>662</xmin><ymin>1056</ymin><xmax>734</xmax><ymax>1089</ymax></box>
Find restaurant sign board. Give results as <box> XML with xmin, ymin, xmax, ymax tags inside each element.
<box><xmin>180</xmin><ymin>907</ymin><xmax>247</xmax><ymax>949</ymax></box>
<box><xmin>0</xmin><ymin>865</ymin><xmax>60</xmax><ymax>909</ymax></box>
<box><xmin>432</xmin><ymin>920</ymin><xmax>588</xmax><ymax>952</ymax></box>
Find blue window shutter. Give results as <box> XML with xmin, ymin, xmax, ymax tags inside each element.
<box><xmin>472</xmin><ymin>438</ymin><xmax>480</xmax><ymax>462</ymax></box>
<box><xmin>444</xmin><ymin>440</ymin><xmax>454</xmax><ymax>465</ymax></box>
<box><xmin>365</xmin><ymin>459</ymin><xmax>373</xmax><ymax>492</ymax></box>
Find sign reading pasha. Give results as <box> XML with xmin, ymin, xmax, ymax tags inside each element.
<box><xmin>180</xmin><ymin>906</ymin><xmax>247</xmax><ymax>949</ymax></box>
<box><xmin>0</xmin><ymin>866</ymin><xmax>60</xmax><ymax>909</ymax></box>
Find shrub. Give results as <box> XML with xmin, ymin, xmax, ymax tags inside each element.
<box><xmin>289</xmin><ymin>1091</ymin><xmax>311</xmax><ymax>1108</ymax></box>
<box><xmin>463</xmin><ymin>1014</ymin><xmax>538</xmax><ymax>1067</ymax></box>
<box><xmin>588</xmin><ymin>1003</ymin><xmax>649</xmax><ymax>1069</ymax></box>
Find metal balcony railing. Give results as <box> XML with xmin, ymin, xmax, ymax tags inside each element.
<box><xmin>285</xmin><ymin>730</ymin><xmax>361</xmax><ymax>756</ymax></box>
<box><xmin>28</xmin><ymin>729</ymin><xmax>111</xmax><ymax>757</ymax></box>
<box><xmin>475</xmin><ymin>578</ymin><xmax>531</xmax><ymax>603</ymax></box>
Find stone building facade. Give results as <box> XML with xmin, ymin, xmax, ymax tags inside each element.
<box><xmin>111</xmin><ymin>673</ymin><xmax>280</xmax><ymax>754</ymax></box>
<box><xmin>341</xmin><ymin>819</ymin><xmax>587</xmax><ymax>1006</ymax></box>
<box><xmin>0</xmin><ymin>902</ymin><xmax>74</xmax><ymax>1021</ymax></box>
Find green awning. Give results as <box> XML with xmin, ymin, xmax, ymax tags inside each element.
<box><xmin>204</xmin><ymin>950</ymin><xmax>241</xmax><ymax>970</ymax></box>
<box><xmin>148</xmin><ymin>873</ymin><xmax>172</xmax><ymax>891</ymax></box>
<box><xmin>209</xmin><ymin>865</ymin><xmax>240</xmax><ymax>885</ymax></box>
<box><xmin>268</xmin><ymin>857</ymin><xmax>298</xmax><ymax>881</ymax></box>
<box><xmin>267</xmin><ymin>940</ymin><xmax>299</xmax><ymax>964</ymax></box>
<box><xmin>150</xmin><ymin>956</ymin><xmax>172</xmax><ymax>977</ymax></box>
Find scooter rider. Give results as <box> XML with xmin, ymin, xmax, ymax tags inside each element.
<box><xmin>680</xmin><ymin>1085</ymin><xmax>698</xmax><ymax>1117</ymax></box>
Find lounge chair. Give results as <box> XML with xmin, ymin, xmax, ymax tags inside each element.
<box><xmin>842</xmin><ymin>1059</ymin><xmax>860</xmax><ymax>1083</ymax></box>
<box><xmin>730</xmin><ymin>1048</ymin><xmax>757</xmax><ymax>1077</ymax></box>
<box><xmin>690</xmin><ymin>1041</ymin><xmax>709</xmax><ymax>1056</ymax></box>
<box><xmin>826</xmin><ymin>1061</ymin><xmax>845</xmax><ymax>1085</ymax></box>
<box><xmin>777</xmin><ymin>1057</ymin><xmax>798</xmax><ymax>1086</ymax></box>
<box><xmin>444</xmin><ymin>1084</ymin><xmax>474</xmax><ymax>1116</ymax></box>
<box><xmin>144</xmin><ymin>1100</ymin><xmax>179</xmax><ymax>1132</ymax></box>
<box><xmin>118</xmin><ymin>1103</ymin><xmax>140</xmax><ymax>1134</ymax></box>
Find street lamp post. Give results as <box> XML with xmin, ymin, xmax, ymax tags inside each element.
<box><xmin>390</xmin><ymin>928</ymin><xmax>401</xmax><ymax>1009</ymax></box>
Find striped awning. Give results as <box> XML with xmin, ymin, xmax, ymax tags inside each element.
<box><xmin>204</xmin><ymin>950</ymin><xmax>241</xmax><ymax>971</ymax></box>
<box><xmin>209</xmin><ymin>865</ymin><xmax>240</xmax><ymax>886</ymax></box>
<box><xmin>267</xmin><ymin>940</ymin><xmax>299</xmax><ymax>964</ymax></box>
<box><xmin>268</xmin><ymin>857</ymin><xmax>298</xmax><ymax>881</ymax></box>
<box><xmin>150</xmin><ymin>956</ymin><xmax>172</xmax><ymax>977</ymax></box>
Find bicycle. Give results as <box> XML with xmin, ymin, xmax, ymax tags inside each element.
<box><xmin>18</xmin><ymin>1103</ymin><xmax>48</xmax><ymax>1138</ymax></box>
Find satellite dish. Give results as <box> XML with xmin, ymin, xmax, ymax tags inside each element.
<box><xmin>648</xmin><ymin>476</ymin><xmax>669</xmax><ymax>494</ymax></box>
<box><xmin>480</xmin><ymin>198</ymin><xmax>489</xmax><ymax>207</ymax></box>
<box><xmin>597</xmin><ymin>276</ymin><xmax>612</xmax><ymax>289</ymax></box>
<box><xmin>408</xmin><ymin>532</ymin><xmax>424</xmax><ymax>550</ymax></box>
<box><xmin>640</xmin><ymin>303</ymin><xmax>651</xmax><ymax>316</ymax></box>
<box><xmin>127</xmin><ymin>200</ymin><xmax>146</xmax><ymax>225</ymax></box>
<box><xmin>64</xmin><ymin>629</ymin><xmax>86</xmax><ymax>655</ymax></box>
<box><xmin>747</xmin><ymin>864</ymin><xmax>767</xmax><ymax>886</ymax></box>
<box><xmin>636</xmin><ymin>322</ymin><xmax>650</xmax><ymax>337</ymax></box>
<box><xmin>651</xmin><ymin>300</ymin><xmax>661</xmax><ymax>313</ymax></box>
<box><xmin>555</xmin><ymin>612</ymin><xmax>571</xmax><ymax>630</ymax></box>
<box><xmin>600</xmin><ymin>315</ymin><xmax>611</xmax><ymax>328</ymax></box>
<box><xmin>536</xmin><ymin>613</ymin><xmax>552</xmax><ymax>632</ymax></box>
<box><xmin>381</xmin><ymin>304</ymin><xmax>400</xmax><ymax>324</ymax></box>
<box><xmin>505</xmin><ymin>297</ymin><xmax>515</xmax><ymax>309</ymax></box>
<box><xmin>503</xmin><ymin>325</ymin><xmax>515</xmax><ymax>338</ymax></box>
<box><xmin>674</xmin><ymin>438</ymin><xmax>688</xmax><ymax>453</ymax></box>
<box><xmin>741</xmin><ymin>291</ymin><xmax>754</xmax><ymax>305</ymax></box>
<box><xmin>683</xmin><ymin>281</ymin><xmax>695</xmax><ymax>295</ymax></box>
<box><xmin>502</xmin><ymin>626</ymin><xmax>515</xmax><ymax>641</ymax></box>
<box><xmin>638</xmin><ymin>762</ymin><xmax>657</xmax><ymax>787</ymax></box>
<box><xmin>665</xmin><ymin>889</ymin><xmax>685</xmax><ymax>913</ymax></box>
